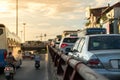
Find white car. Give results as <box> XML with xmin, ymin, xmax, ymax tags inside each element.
<box><xmin>59</xmin><ymin>36</ymin><xmax>78</xmax><ymax>55</ymax></box>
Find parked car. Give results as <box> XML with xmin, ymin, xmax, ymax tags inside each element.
<box><xmin>59</xmin><ymin>36</ymin><xmax>78</xmax><ymax>55</ymax></box>
<box><xmin>55</xmin><ymin>38</ymin><xmax>61</xmax><ymax>50</ymax></box>
<box><xmin>68</xmin><ymin>34</ymin><xmax>120</xmax><ymax>80</ymax></box>
<box><xmin>68</xmin><ymin>38</ymin><xmax>81</xmax><ymax>57</ymax></box>
<box><xmin>55</xmin><ymin>41</ymin><xmax>60</xmax><ymax>50</ymax></box>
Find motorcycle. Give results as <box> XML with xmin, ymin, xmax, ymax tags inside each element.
<box><xmin>4</xmin><ymin>64</ymin><xmax>14</xmax><ymax>80</ymax></box>
<box><xmin>35</xmin><ymin>61</ymin><xmax>40</xmax><ymax>69</ymax></box>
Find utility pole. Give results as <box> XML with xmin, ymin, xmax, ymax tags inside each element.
<box><xmin>23</xmin><ymin>23</ymin><xmax>26</xmax><ymax>42</ymax></box>
<box><xmin>40</xmin><ymin>33</ymin><xmax>43</xmax><ymax>41</ymax></box>
<box><xmin>16</xmin><ymin>0</ymin><xmax>18</xmax><ymax>35</ymax></box>
<box><xmin>20</xmin><ymin>31</ymin><xmax>23</xmax><ymax>42</ymax></box>
<box><xmin>44</xmin><ymin>34</ymin><xmax>47</xmax><ymax>41</ymax></box>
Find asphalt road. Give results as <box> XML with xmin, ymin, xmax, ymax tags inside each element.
<box><xmin>0</xmin><ymin>54</ymin><xmax>48</xmax><ymax>80</ymax></box>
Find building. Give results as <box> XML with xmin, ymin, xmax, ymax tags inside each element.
<box><xmin>100</xmin><ymin>2</ymin><xmax>120</xmax><ymax>34</ymax></box>
<box><xmin>86</xmin><ymin>2</ymin><xmax>120</xmax><ymax>34</ymax></box>
<box><xmin>86</xmin><ymin>6</ymin><xmax>107</xmax><ymax>27</ymax></box>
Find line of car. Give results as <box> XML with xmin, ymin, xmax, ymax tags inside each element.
<box><xmin>54</xmin><ymin>34</ymin><xmax>120</xmax><ymax>80</ymax></box>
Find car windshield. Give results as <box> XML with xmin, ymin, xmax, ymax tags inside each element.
<box><xmin>63</xmin><ymin>38</ymin><xmax>78</xmax><ymax>43</ymax></box>
<box><xmin>88</xmin><ymin>36</ymin><xmax>120</xmax><ymax>50</ymax></box>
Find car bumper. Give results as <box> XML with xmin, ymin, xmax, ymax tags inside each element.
<box><xmin>94</xmin><ymin>69</ymin><xmax>120</xmax><ymax>80</ymax></box>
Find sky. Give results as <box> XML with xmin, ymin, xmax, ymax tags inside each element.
<box><xmin>0</xmin><ymin>0</ymin><xmax>119</xmax><ymax>42</ymax></box>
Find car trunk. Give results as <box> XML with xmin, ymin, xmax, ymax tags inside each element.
<box><xmin>91</xmin><ymin>50</ymin><xmax>120</xmax><ymax>71</ymax></box>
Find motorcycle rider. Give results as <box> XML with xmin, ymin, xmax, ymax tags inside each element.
<box><xmin>34</xmin><ymin>51</ymin><xmax>40</xmax><ymax>68</ymax></box>
<box><xmin>6</xmin><ymin>52</ymin><xmax>16</xmax><ymax>72</ymax></box>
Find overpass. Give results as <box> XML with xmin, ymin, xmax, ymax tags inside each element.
<box><xmin>21</xmin><ymin>42</ymin><xmax>47</xmax><ymax>51</ymax></box>
<box><xmin>21</xmin><ymin>46</ymin><xmax>46</xmax><ymax>51</ymax></box>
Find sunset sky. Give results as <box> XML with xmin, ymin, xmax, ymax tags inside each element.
<box><xmin>0</xmin><ymin>0</ymin><xmax>119</xmax><ymax>42</ymax></box>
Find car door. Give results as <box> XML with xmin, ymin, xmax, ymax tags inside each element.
<box><xmin>73</xmin><ymin>37</ymin><xmax>85</xmax><ymax>60</ymax></box>
<box><xmin>69</xmin><ymin>38</ymin><xmax>81</xmax><ymax>57</ymax></box>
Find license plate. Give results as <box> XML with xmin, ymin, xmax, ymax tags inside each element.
<box><xmin>110</xmin><ymin>60</ymin><xmax>119</xmax><ymax>69</ymax></box>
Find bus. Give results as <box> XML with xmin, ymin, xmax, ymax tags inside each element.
<box><xmin>78</xmin><ymin>28</ymin><xmax>106</xmax><ymax>36</ymax></box>
<box><xmin>0</xmin><ymin>24</ymin><xmax>22</xmax><ymax>71</ymax></box>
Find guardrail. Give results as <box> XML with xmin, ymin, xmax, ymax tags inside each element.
<box><xmin>48</xmin><ymin>45</ymin><xmax>109</xmax><ymax>80</ymax></box>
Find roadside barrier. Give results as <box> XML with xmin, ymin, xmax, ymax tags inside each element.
<box><xmin>48</xmin><ymin>45</ymin><xmax>109</xmax><ymax>80</ymax></box>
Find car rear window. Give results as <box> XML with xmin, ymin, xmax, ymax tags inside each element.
<box><xmin>88</xmin><ymin>36</ymin><xmax>120</xmax><ymax>50</ymax></box>
<box><xmin>63</xmin><ymin>38</ymin><xmax>78</xmax><ymax>43</ymax></box>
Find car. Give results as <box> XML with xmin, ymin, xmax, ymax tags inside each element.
<box><xmin>68</xmin><ymin>38</ymin><xmax>81</xmax><ymax>57</ymax></box>
<box><xmin>23</xmin><ymin>51</ymin><xmax>32</xmax><ymax>59</ymax></box>
<box><xmin>54</xmin><ymin>38</ymin><xmax>61</xmax><ymax>50</ymax></box>
<box><xmin>55</xmin><ymin>41</ymin><xmax>60</xmax><ymax>50</ymax></box>
<box><xmin>59</xmin><ymin>36</ymin><xmax>78</xmax><ymax>55</ymax></box>
<box><xmin>68</xmin><ymin>34</ymin><xmax>120</xmax><ymax>80</ymax></box>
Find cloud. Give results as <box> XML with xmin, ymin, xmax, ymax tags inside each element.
<box><xmin>38</xmin><ymin>23</ymin><xmax>51</xmax><ymax>26</ymax></box>
<box><xmin>8</xmin><ymin>0</ymin><xmax>81</xmax><ymax>14</ymax></box>
<box><xmin>2</xmin><ymin>0</ymin><xmax>119</xmax><ymax>41</ymax></box>
<box><xmin>5</xmin><ymin>0</ymin><xmax>86</xmax><ymax>22</ymax></box>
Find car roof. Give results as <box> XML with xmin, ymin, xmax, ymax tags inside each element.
<box><xmin>82</xmin><ymin>34</ymin><xmax>120</xmax><ymax>37</ymax></box>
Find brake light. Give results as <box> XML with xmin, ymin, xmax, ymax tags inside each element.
<box><xmin>4</xmin><ymin>51</ymin><xmax>7</xmax><ymax>59</ymax></box>
<box><xmin>87</xmin><ymin>58</ymin><xmax>103</xmax><ymax>68</ymax></box>
<box><xmin>61</xmin><ymin>43</ymin><xmax>68</xmax><ymax>48</ymax></box>
<box><xmin>88</xmin><ymin>59</ymin><xmax>100</xmax><ymax>65</ymax></box>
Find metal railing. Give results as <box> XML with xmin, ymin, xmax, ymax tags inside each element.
<box><xmin>48</xmin><ymin>45</ymin><xmax>109</xmax><ymax>80</ymax></box>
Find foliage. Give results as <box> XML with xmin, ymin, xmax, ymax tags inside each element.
<box><xmin>101</xmin><ymin>15</ymin><xmax>108</xmax><ymax>22</ymax></box>
<box><xmin>85</xmin><ymin>20</ymin><xmax>90</xmax><ymax>26</ymax></box>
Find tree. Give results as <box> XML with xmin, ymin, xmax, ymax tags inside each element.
<box><xmin>85</xmin><ymin>20</ymin><xmax>90</xmax><ymax>26</ymax></box>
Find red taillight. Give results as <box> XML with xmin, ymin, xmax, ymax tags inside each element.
<box><xmin>88</xmin><ymin>59</ymin><xmax>100</xmax><ymax>65</ymax></box>
<box><xmin>87</xmin><ymin>58</ymin><xmax>103</xmax><ymax>68</ymax></box>
<box><xmin>61</xmin><ymin>43</ymin><xmax>68</xmax><ymax>48</ymax></box>
<box><xmin>4</xmin><ymin>51</ymin><xmax>7</xmax><ymax>59</ymax></box>
<box><xmin>87</xmin><ymin>59</ymin><xmax>101</xmax><ymax>68</ymax></box>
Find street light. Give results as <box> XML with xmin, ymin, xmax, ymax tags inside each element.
<box><xmin>23</xmin><ymin>23</ymin><xmax>26</xmax><ymax>42</ymax></box>
<box><xmin>44</xmin><ymin>34</ymin><xmax>47</xmax><ymax>41</ymax></box>
<box><xmin>20</xmin><ymin>31</ymin><xmax>23</xmax><ymax>42</ymax></box>
<box><xmin>40</xmin><ymin>33</ymin><xmax>43</xmax><ymax>41</ymax></box>
<box><xmin>16</xmin><ymin>0</ymin><xmax>18</xmax><ymax>35</ymax></box>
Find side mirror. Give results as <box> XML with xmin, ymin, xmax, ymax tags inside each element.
<box><xmin>73</xmin><ymin>49</ymin><xmax>78</xmax><ymax>52</ymax></box>
<box><xmin>69</xmin><ymin>48</ymin><xmax>74</xmax><ymax>52</ymax></box>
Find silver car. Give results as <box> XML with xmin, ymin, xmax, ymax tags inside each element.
<box><xmin>68</xmin><ymin>34</ymin><xmax>120</xmax><ymax>80</ymax></box>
